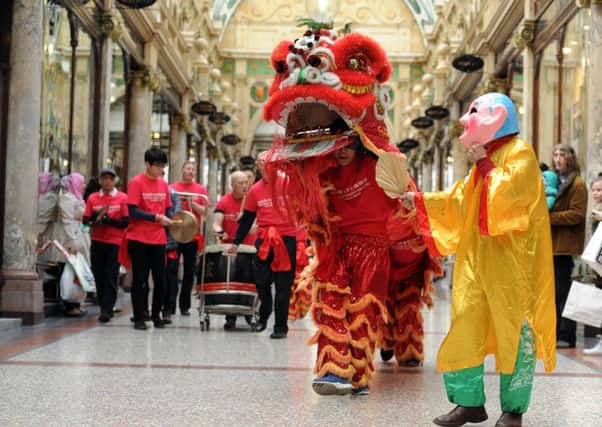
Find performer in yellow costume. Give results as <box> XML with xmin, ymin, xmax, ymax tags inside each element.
<box><xmin>401</xmin><ymin>93</ymin><xmax>555</xmax><ymax>427</ymax></box>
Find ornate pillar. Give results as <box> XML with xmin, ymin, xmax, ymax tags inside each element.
<box><xmin>169</xmin><ymin>114</ymin><xmax>187</xmax><ymax>182</ymax></box>
<box><xmin>127</xmin><ymin>69</ymin><xmax>153</xmax><ymax>180</ymax></box>
<box><xmin>587</xmin><ymin>1</ymin><xmax>602</xmax><ymax>185</ymax></box>
<box><xmin>95</xmin><ymin>9</ymin><xmax>120</xmax><ymax>174</ymax></box>
<box><xmin>1</xmin><ymin>1</ymin><xmax>43</xmax><ymax>324</ymax></box>
<box><xmin>206</xmin><ymin>145</ymin><xmax>219</xmax><ymax>244</ymax></box>
<box><xmin>514</xmin><ymin>2</ymin><xmax>536</xmax><ymax>144</ymax></box>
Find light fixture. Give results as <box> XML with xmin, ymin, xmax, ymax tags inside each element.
<box><xmin>452</xmin><ymin>54</ymin><xmax>484</xmax><ymax>73</ymax></box>
<box><xmin>221</xmin><ymin>134</ymin><xmax>241</xmax><ymax>146</ymax></box>
<box><xmin>191</xmin><ymin>100</ymin><xmax>217</xmax><ymax>116</ymax></box>
<box><xmin>115</xmin><ymin>0</ymin><xmax>156</xmax><ymax>9</ymax></box>
<box><xmin>152</xmin><ymin>132</ymin><xmax>160</xmax><ymax>139</ymax></box>
<box><xmin>397</xmin><ymin>138</ymin><xmax>420</xmax><ymax>153</ymax></box>
<box><xmin>209</xmin><ymin>111</ymin><xmax>230</xmax><ymax>126</ymax></box>
<box><xmin>425</xmin><ymin>105</ymin><xmax>450</xmax><ymax>120</ymax></box>
<box><xmin>411</xmin><ymin>116</ymin><xmax>434</xmax><ymax>129</ymax></box>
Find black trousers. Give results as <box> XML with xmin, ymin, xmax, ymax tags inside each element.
<box><xmin>177</xmin><ymin>241</ymin><xmax>198</xmax><ymax>313</ymax></box>
<box><xmin>90</xmin><ymin>241</ymin><xmax>120</xmax><ymax>316</ymax></box>
<box><xmin>164</xmin><ymin>257</ymin><xmax>179</xmax><ymax>315</ymax></box>
<box><xmin>554</xmin><ymin>255</ymin><xmax>576</xmax><ymax>344</ymax></box>
<box><xmin>253</xmin><ymin>236</ymin><xmax>296</xmax><ymax>333</ymax></box>
<box><xmin>128</xmin><ymin>240</ymin><xmax>166</xmax><ymax>322</ymax></box>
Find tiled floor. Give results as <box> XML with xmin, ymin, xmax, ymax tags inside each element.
<box><xmin>1</xmin><ymin>285</ymin><xmax>601</xmax><ymax>427</ymax></box>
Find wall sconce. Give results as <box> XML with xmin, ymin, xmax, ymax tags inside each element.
<box><xmin>452</xmin><ymin>54</ymin><xmax>484</xmax><ymax>73</ymax></box>
<box><xmin>116</xmin><ymin>0</ymin><xmax>157</xmax><ymax>8</ymax></box>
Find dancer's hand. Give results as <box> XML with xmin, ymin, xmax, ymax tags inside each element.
<box><xmin>400</xmin><ymin>192</ymin><xmax>415</xmax><ymax>210</ymax></box>
<box><xmin>225</xmin><ymin>244</ymin><xmax>238</xmax><ymax>256</ymax></box>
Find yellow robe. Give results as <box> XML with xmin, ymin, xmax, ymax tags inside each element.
<box><xmin>415</xmin><ymin>137</ymin><xmax>556</xmax><ymax>374</ymax></box>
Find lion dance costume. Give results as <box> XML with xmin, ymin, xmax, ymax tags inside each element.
<box><xmin>262</xmin><ymin>21</ymin><xmax>438</xmax><ymax>395</ymax></box>
<box><xmin>288</xmin><ymin>228</ymin><xmax>313</xmax><ymax>320</ymax></box>
<box><xmin>412</xmin><ymin>93</ymin><xmax>556</xmax><ymax>427</ymax></box>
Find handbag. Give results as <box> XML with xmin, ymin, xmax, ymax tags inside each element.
<box><xmin>59</xmin><ymin>263</ymin><xmax>87</xmax><ymax>303</ymax></box>
<box><xmin>562</xmin><ymin>280</ymin><xmax>602</xmax><ymax>327</ymax></box>
<box><xmin>581</xmin><ymin>225</ymin><xmax>602</xmax><ymax>276</ymax></box>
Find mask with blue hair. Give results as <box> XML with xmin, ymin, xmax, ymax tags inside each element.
<box><xmin>458</xmin><ymin>92</ymin><xmax>520</xmax><ymax>148</ymax></box>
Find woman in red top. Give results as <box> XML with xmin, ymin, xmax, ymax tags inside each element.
<box><xmin>83</xmin><ymin>167</ymin><xmax>128</xmax><ymax>323</ymax></box>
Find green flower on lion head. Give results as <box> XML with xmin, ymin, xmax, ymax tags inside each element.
<box><xmin>263</xmin><ymin>21</ymin><xmax>397</xmax><ymax>158</ymax></box>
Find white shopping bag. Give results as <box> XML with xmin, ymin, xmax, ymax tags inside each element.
<box><xmin>59</xmin><ymin>263</ymin><xmax>86</xmax><ymax>303</ymax></box>
<box><xmin>68</xmin><ymin>252</ymin><xmax>96</xmax><ymax>293</ymax></box>
<box><xmin>581</xmin><ymin>225</ymin><xmax>602</xmax><ymax>276</ymax></box>
<box><xmin>562</xmin><ymin>281</ymin><xmax>602</xmax><ymax>327</ymax></box>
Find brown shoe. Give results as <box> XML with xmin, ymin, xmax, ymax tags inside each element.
<box><xmin>495</xmin><ymin>412</ymin><xmax>522</xmax><ymax>427</ymax></box>
<box><xmin>433</xmin><ymin>405</ymin><xmax>488</xmax><ymax>427</ymax></box>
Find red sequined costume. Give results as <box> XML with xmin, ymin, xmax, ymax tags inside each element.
<box><xmin>383</xmin><ymin>179</ymin><xmax>442</xmax><ymax>365</ymax></box>
<box><xmin>288</xmin><ymin>229</ymin><xmax>312</xmax><ymax>320</ymax></box>
<box><xmin>262</xmin><ymin>23</ymin><xmax>435</xmax><ymax>391</ymax></box>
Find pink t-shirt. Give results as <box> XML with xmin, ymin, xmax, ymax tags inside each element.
<box><xmin>170</xmin><ymin>181</ymin><xmax>210</xmax><ymax>226</ymax></box>
<box><xmin>243</xmin><ymin>179</ymin><xmax>297</xmax><ymax>237</ymax></box>
<box><xmin>215</xmin><ymin>192</ymin><xmax>256</xmax><ymax>245</ymax></box>
<box><xmin>84</xmin><ymin>190</ymin><xmax>128</xmax><ymax>246</ymax></box>
<box><xmin>127</xmin><ymin>173</ymin><xmax>172</xmax><ymax>245</ymax></box>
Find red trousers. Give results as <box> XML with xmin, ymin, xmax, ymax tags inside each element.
<box><xmin>310</xmin><ymin>234</ymin><xmax>389</xmax><ymax>388</ymax></box>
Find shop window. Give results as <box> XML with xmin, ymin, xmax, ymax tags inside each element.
<box><xmin>41</xmin><ymin>5</ymin><xmax>94</xmax><ymax>178</ymax></box>
<box><xmin>536</xmin><ymin>8</ymin><xmax>590</xmax><ymax>167</ymax></box>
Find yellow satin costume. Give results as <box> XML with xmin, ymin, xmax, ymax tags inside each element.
<box><xmin>414</xmin><ymin>136</ymin><xmax>556</xmax><ymax>374</ymax></box>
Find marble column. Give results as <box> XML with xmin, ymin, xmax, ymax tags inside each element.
<box><xmin>206</xmin><ymin>146</ymin><xmax>219</xmax><ymax>245</ymax></box>
<box><xmin>1</xmin><ymin>1</ymin><xmax>44</xmax><ymax>324</ymax></box>
<box><xmin>127</xmin><ymin>70</ymin><xmax>152</xmax><ymax>181</ymax></box>
<box><xmin>521</xmin><ymin>1</ymin><xmax>536</xmax><ymax>145</ymax></box>
<box><xmin>168</xmin><ymin>115</ymin><xmax>187</xmax><ymax>183</ymax></box>
<box><xmin>587</xmin><ymin>2</ymin><xmax>602</xmax><ymax>187</ymax></box>
<box><xmin>96</xmin><ymin>11</ymin><xmax>115</xmax><ymax>174</ymax></box>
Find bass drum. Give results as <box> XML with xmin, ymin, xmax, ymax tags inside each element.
<box><xmin>200</xmin><ymin>244</ymin><xmax>256</xmax><ymax>284</ymax></box>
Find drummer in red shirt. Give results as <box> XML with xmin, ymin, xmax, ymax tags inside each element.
<box><xmin>127</xmin><ymin>146</ymin><xmax>173</xmax><ymax>330</ymax></box>
<box><xmin>83</xmin><ymin>167</ymin><xmax>128</xmax><ymax>323</ymax></box>
<box><xmin>227</xmin><ymin>152</ymin><xmax>297</xmax><ymax>339</ymax></box>
<box><xmin>213</xmin><ymin>170</ymin><xmax>257</xmax><ymax>330</ymax></box>
<box><xmin>170</xmin><ymin>161</ymin><xmax>209</xmax><ymax>316</ymax></box>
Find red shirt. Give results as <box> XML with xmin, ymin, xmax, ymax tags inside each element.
<box><xmin>323</xmin><ymin>156</ymin><xmax>397</xmax><ymax>237</ymax></box>
<box><xmin>244</xmin><ymin>179</ymin><xmax>297</xmax><ymax>237</ymax></box>
<box><xmin>84</xmin><ymin>189</ymin><xmax>128</xmax><ymax>245</ymax></box>
<box><xmin>170</xmin><ymin>181</ymin><xmax>210</xmax><ymax>226</ymax></box>
<box><xmin>215</xmin><ymin>192</ymin><xmax>256</xmax><ymax>245</ymax></box>
<box><xmin>127</xmin><ymin>173</ymin><xmax>172</xmax><ymax>245</ymax></box>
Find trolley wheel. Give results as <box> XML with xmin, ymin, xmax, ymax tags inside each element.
<box><xmin>200</xmin><ymin>321</ymin><xmax>206</xmax><ymax>331</ymax></box>
<box><xmin>204</xmin><ymin>314</ymin><xmax>210</xmax><ymax>330</ymax></box>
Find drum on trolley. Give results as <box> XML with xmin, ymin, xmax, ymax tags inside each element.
<box><xmin>197</xmin><ymin>243</ymin><xmax>258</xmax><ymax>331</ymax></box>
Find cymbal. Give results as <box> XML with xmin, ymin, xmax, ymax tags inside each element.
<box><xmin>168</xmin><ymin>211</ymin><xmax>198</xmax><ymax>243</ymax></box>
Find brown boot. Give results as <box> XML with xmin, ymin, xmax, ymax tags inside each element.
<box><xmin>433</xmin><ymin>405</ymin><xmax>488</xmax><ymax>427</ymax></box>
<box><xmin>495</xmin><ymin>412</ymin><xmax>522</xmax><ymax>427</ymax></box>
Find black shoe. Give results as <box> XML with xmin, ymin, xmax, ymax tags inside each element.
<box><xmin>98</xmin><ymin>313</ymin><xmax>111</xmax><ymax>323</ymax></box>
<box><xmin>162</xmin><ymin>315</ymin><xmax>172</xmax><ymax>325</ymax></box>
<box><xmin>495</xmin><ymin>412</ymin><xmax>523</xmax><ymax>427</ymax></box>
<box><xmin>270</xmin><ymin>331</ymin><xmax>287</xmax><ymax>339</ymax></box>
<box><xmin>224</xmin><ymin>317</ymin><xmax>236</xmax><ymax>330</ymax></box>
<box><xmin>433</xmin><ymin>405</ymin><xmax>488</xmax><ymax>427</ymax></box>
<box><xmin>380</xmin><ymin>348</ymin><xmax>394</xmax><ymax>362</ymax></box>
<box><xmin>134</xmin><ymin>321</ymin><xmax>147</xmax><ymax>330</ymax></box>
<box><xmin>153</xmin><ymin>318</ymin><xmax>166</xmax><ymax>328</ymax></box>
<box><xmin>253</xmin><ymin>321</ymin><xmax>267</xmax><ymax>332</ymax></box>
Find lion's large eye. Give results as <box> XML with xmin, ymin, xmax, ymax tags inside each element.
<box><xmin>347</xmin><ymin>53</ymin><xmax>368</xmax><ymax>71</ymax></box>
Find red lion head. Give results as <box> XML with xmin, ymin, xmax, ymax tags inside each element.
<box><xmin>263</xmin><ymin>28</ymin><xmax>396</xmax><ymax>158</ymax></box>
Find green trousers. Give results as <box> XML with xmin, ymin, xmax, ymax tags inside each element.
<box><xmin>443</xmin><ymin>323</ymin><xmax>536</xmax><ymax>414</ymax></box>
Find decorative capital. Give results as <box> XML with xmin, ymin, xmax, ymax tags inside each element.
<box><xmin>130</xmin><ymin>69</ymin><xmax>161</xmax><ymax>92</ymax></box>
<box><xmin>511</xmin><ymin>19</ymin><xmax>536</xmax><ymax>49</ymax></box>
<box><xmin>100</xmin><ymin>12</ymin><xmax>123</xmax><ymax>42</ymax></box>
<box><xmin>449</xmin><ymin>120</ymin><xmax>464</xmax><ymax>139</ymax></box>
<box><xmin>580</xmin><ymin>0</ymin><xmax>602</xmax><ymax>6</ymax></box>
<box><xmin>182</xmin><ymin>118</ymin><xmax>194</xmax><ymax>134</ymax></box>
<box><xmin>171</xmin><ymin>114</ymin><xmax>185</xmax><ymax>127</ymax></box>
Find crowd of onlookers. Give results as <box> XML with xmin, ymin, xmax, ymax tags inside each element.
<box><xmin>36</xmin><ymin>142</ymin><xmax>602</xmax><ymax>352</ymax></box>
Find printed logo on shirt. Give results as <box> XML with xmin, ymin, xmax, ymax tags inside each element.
<box><xmin>257</xmin><ymin>198</ymin><xmax>273</xmax><ymax>208</ymax></box>
<box><xmin>332</xmin><ymin>178</ymin><xmax>369</xmax><ymax>201</ymax></box>
<box><xmin>142</xmin><ymin>192</ymin><xmax>166</xmax><ymax>202</ymax></box>
<box><xmin>224</xmin><ymin>212</ymin><xmax>239</xmax><ymax>221</ymax></box>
